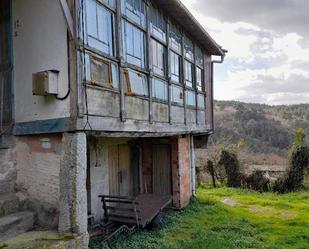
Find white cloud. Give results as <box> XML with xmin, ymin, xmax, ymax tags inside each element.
<box><xmin>181</xmin><ymin>0</ymin><xmax>309</xmax><ymax>105</ymax></box>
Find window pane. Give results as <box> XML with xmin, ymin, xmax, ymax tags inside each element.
<box><xmin>169</xmin><ymin>24</ymin><xmax>182</xmax><ymax>53</ymax></box>
<box><xmin>86</xmin><ymin>0</ymin><xmax>114</xmax><ymax>56</ymax></box>
<box><xmin>90</xmin><ymin>57</ymin><xmax>110</xmax><ymax>86</ymax></box>
<box><xmin>170</xmin><ymin>51</ymin><xmax>180</xmax><ymax>82</ymax></box>
<box><xmin>125</xmin><ymin>69</ymin><xmax>148</xmax><ymax>95</ymax></box>
<box><xmin>152</xmin><ymin>78</ymin><xmax>168</xmax><ymax>100</ymax></box>
<box><xmin>196</xmin><ymin>46</ymin><xmax>203</xmax><ymax>67</ymax></box>
<box><xmin>186</xmin><ymin>90</ymin><xmax>196</xmax><ymax>106</ymax></box>
<box><xmin>111</xmin><ymin>63</ymin><xmax>119</xmax><ymax>89</ymax></box>
<box><xmin>184</xmin><ymin>36</ymin><xmax>194</xmax><ymax>61</ymax></box>
<box><xmin>171</xmin><ymin>85</ymin><xmax>183</xmax><ymax>105</ymax></box>
<box><xmin>197</xmin><ymin>94</ymin><xmax>205</xmax><ymax>109</ymax></box>
<box><xmin>184</xmin><ymin>60</ymin><xmax>193</xmax><ymax>87</ymax></box>
<box><xmin>101</xmin><ymin>0</ymin><xmax>115</xmax><ymax>8</ymax></box>
<box><xmin>150</xmin><ymin>5</ymin><xmax>166</xmax><ymax>41</ymax></box>
<box><xmin>121</xmin><ymin>0</ymin><xmax>146</xmax><ymax>27</ymax></box>
<box><xmin>151</xmin><ymin>39</ymin><xmax>165</xmax><ymax>76</ymax></box>
<box><xmin>196</xmin><ymin>67</ymin><xmax>202</xmax><ymax>91</ymax></box>
<box><xmin>85</xmin><ymin>55</ymin><xmax>119</xmax><ymax>89</ymax></box>
<box><xmin>122</xmin><ymin>20</ymin><xmax>146</xmax><ymax>68</ymax></box>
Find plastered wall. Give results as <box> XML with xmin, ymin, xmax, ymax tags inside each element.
<box><xmin>12</xmin><ymin>0</ymin><xmax>70</xmax><ymax>123</ymax></box>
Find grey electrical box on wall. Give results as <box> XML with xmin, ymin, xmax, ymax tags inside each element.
<box><xmin>32</xmin><ymin>70</ymin><xmax>59</xmax><ymax>96</ymax></box>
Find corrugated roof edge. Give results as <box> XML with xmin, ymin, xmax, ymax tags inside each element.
<box><xmin>152</xmin><ymin>0</ymin><xmax>226</xmax><ymax>56</ymax></box>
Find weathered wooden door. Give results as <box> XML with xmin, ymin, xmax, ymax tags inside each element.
<box><xmin>152</xmin><ymin>145</ymin><xmax>172</xmax><ymax>195</ymax></box>
<box><xmin>108</xmin><ymin>144</ymin><xmax>133</xmax><ymax>196</ymax></box>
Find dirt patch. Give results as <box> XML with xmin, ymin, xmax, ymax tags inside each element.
<box><xmin>221</xmin><ymin>198</ymin><xmax>239</xmax><ymax>207</ymax></box>
<box><xmin>248</xmin><ymin>206</ymin><xmax>276</xmax><ymax>215</ymax></box>
<box><xmin>248</xmin><ymin>206</ymin><xmax>296</xmax><ymax>219</ymax></box>
<box><xmin>280</xmin><ymin>211</ymin><xmax>297</xmax><ymax>219</ymax></box>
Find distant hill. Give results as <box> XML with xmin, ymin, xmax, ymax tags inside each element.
<box><xmin>212</xmin><ymin>101</ymin><xmax>309</xmax><ymax>156</ymax></box>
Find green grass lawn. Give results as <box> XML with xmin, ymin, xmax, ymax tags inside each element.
<box><xmin>90</xmin><ymin>187</ymin><xmax>309</xmax><ymax>249</ymax></box>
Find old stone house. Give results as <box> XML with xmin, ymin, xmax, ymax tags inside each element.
<box><xmin>0</xmin><ymin>0</ymin><xmax>225</xmax><ymax>247</ymax></box>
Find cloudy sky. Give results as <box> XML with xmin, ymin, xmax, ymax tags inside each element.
<box><xmin>181</xmin><ymin>0</ymin><xmax>309</xmax><ymax>105</ymax></box>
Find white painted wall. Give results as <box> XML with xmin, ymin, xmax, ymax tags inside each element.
<box><xmin>89</xmin><ymin>141</ymin><xmax>109</xmax><ymax>223</ymax></box>
<box><xmin>12</xmin><ymin>0</ymin><xmax>70</xmax><ymax>122</ymax></box>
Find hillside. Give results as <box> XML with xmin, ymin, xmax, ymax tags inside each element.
<box><xmin>212</xmin><ymin>101</ymin><xmax>309</xmax><ymax>156</ymax></box>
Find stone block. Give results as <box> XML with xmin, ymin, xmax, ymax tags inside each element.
<box><xmin>0</xmin><ymin>194</ymin><xmax>19</xmax><ymax>217</ymax></box>
<box><xmin>0</xmin><ymin>211</ymin><xmax>34</xmax><ymax>241</ymax></box>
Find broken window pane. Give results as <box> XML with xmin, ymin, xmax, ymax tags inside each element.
<box><xmin>152</xmin><ymin>78</ymin><xmax>168</xmax><ymax>101</ymax></box>
<box><xmin>196</xmin><ymin>67</ymin><xmax>203</xmax><ymax>91</ymax></box>
<box><xmin>101</xmin><ymin>0</ymin><xmax>115</xmax><ymax>8</ymax></box>
<box><xmin>196</xmin><ymin>46</ymin><xmax>204</xmax><ymax>67</ymax></box>
<box><xmin>184</xmin><ymin>60</ymin><xmax>193</xmax><ymax>88</ymax></box>
<box><xmin>151</xmin><ymin>39</ymin><xmax>165</xmax><ymax>77</ymax></box>
<box><xmin>184</xmin><ymin>36</ymin><xmax>194</xmax><ymax>61</ymax></box>
<box><xmin>197</xmin><ymin>94</ymin><xmax>205</xmax><ymax>109</ymax></box>
<box><xmin>86</xmin><ymin>0</ymin><xmax>114</xmax><ymax>56</ymax></box>
<box><xmin>121</xmin><ymin>0</ymin><xmax>146</xmax><ymax>27</ymax></box>
<box><xmin>186</xmin><ymin>90</ymin><xmax>196</xmax><ymax>107</ymax></box>
<box><xmin>170</xmin><ymin>51</ymin><xmax>180</xmax><ymax>83</ymax></box>
<box><xmin>150</xmin><ymin>5</ymin><xmax>166</xmax><ymax>42</ymax></box>
<box><xmin>124</xmin><ymin>69</ymin><xmax>148</xmax><ymax>96</ymax></box>
<box><xmin>122</xmin><ymin>20</ymin><xmax>146</xmax><ymax>68</ymax></box>
<box><xmin>171</xmin><ymin>85</ymin><xmax>183</xmax><ymax>105</ymax></box>
<box><xmin>169</xmin><ymin>23</ymin><xmax>182</xmax><ymax>53</ymax></box>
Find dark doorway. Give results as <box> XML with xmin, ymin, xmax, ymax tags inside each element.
<box><xmin>0</xmin><ymin>0</ymin><xmax>13</xmax><ymax>132</ymax></box>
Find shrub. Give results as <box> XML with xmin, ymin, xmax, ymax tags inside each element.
<box><xmin>273</xmin><ymin>144</ymin><xmax>309</xmax><ymax>193</ymax></box>
<box><xmin>218</xmin><ymin>150</ymin><xmax>241</xmax><ymax>187</ymax></box>
<box><xmin>246</xmin><ymin>171</ymin><xmax>270</xmax><ymax>192</ymax></box>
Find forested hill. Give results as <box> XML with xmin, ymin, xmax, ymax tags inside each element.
<box><xmin>212</xmin><ymin>101</ymin><xmax>309</xmax><ymax>156</ymax></box>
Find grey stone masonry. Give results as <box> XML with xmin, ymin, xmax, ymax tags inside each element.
<box><xmin>0</xmin><ymin>147</ymin><xmax>16</xmax><ymax>196</ymax></box>
<box><xmin>0</xmin><ymin>211</ymin><xmax>34</xmax><ymax>241</ymax></box>
<box><xmin>59</xmin><ymin>132</ymin><xmax>89</xmax><ymax>248</ymax></box>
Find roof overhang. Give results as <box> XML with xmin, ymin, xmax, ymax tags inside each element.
<box><xmin>152</xmin><ymin>0</ymin><xmax>225</xmax><ymax>56</ymax></box>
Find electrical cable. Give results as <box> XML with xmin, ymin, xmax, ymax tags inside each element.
<box><xmin>56</xmin><ymin>31</ymin><xmax>71</xmax><ymax>100</ymax></box>
<box><xmin>79</xmin><ymin>0</ymin><xmax>92</xmax><ymax>130</ymax></box>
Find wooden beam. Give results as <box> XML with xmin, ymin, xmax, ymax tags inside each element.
<box><xmin>58</xmin><ymin>0</ymin><xmax>75</xmax><ymax>39</ymax></box>
<box><xmin>116</xmin><ymin>0</ymin><xmax>126</xmax><ymax>121</ymax></box>
<box><xmin>146</xmin><ymin>2</ymin><xmax>153</xmax><ymax>124</ymax></box>
<box><xmin>167</xmin><ymin>19</ymin><xmax>172</xmax><ymax>124</ymax></box>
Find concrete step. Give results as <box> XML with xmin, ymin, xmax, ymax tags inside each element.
<box><xmin>0</xmin><ymin>194</ymin><xmax>19</xmax><ymax>217</ymax></box>
<box><xmin>0</xmin><ymin>211</ymin><xmax>34</xmax><ymax>241</ymax></box>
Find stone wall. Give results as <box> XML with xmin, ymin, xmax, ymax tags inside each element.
<box><xmin>15</xmin><ymin>134</ymin><xmax>62</xmax><ymax>228</ymax></box>
<box><xmin>0</xmin><ymin>136</ymin><xmax>16</xmax><ymax>196</ymax></box>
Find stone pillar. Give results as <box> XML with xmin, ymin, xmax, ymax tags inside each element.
<box><xmin>59</xmin><ymin>132</ymin><xmax>89</xmax><ymax>248</ymax></box>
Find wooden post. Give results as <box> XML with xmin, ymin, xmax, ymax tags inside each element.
<box><xmin>116</xmin><ymin>0</ymin><xmax>126</xmax><ymax>122</ymax></box>
<box><xmin>146</xmin><ymin>1</ymin><xmax>153</xmax><ymax>124</ymax></box>
<box><xmin>167</xmin><ymin>19</ymin><xmax>172</xmax><ymax>124</ymax></box>
<box><xmin>181</xmin><ymin>32</ymin><xmax>187</xmax><ymax>125</ymax></box>
<box><xmin>193</xmin><ymin>45</ymin><xmax>198</xmax><ymax>125</ymax></box>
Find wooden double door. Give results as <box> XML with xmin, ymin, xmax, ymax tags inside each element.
<box><xmin>108</xmin><ymin>143</ymin><xmax>172</xmax><ymax>197</ymax></box>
